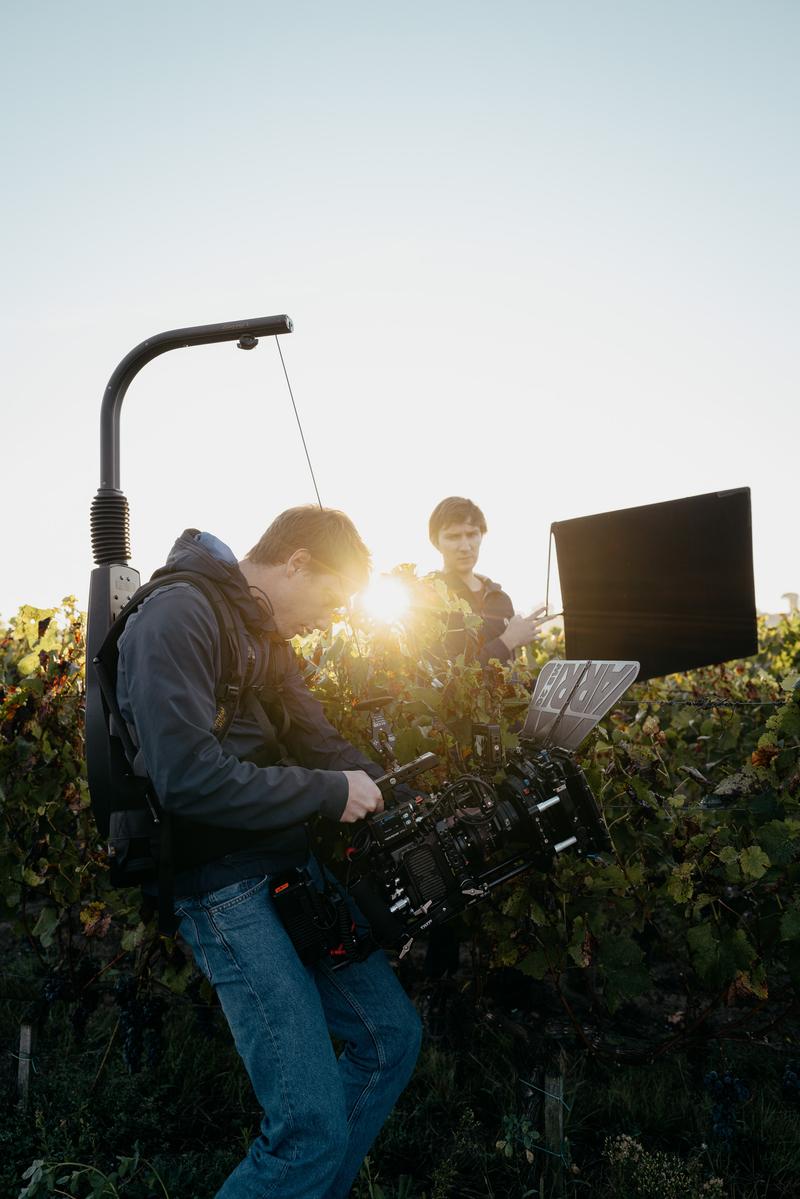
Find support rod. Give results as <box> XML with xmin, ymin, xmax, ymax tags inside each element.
<box><xmin>91</xmin><ymin>313</ymin><xmax>292</xmax><ymax>566</ymax></box>
<box><xmin>100</xmin><ymin>314</ymin><xmax>292</xmax><ymax>490</ymax></box>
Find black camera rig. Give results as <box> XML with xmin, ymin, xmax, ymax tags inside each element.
<box><xmin>340</xmin><ymin>739</ymin><xmax>610</xmax><ymax>959</ymax></box>
<box><xmin>273</xmin><ymin>660</ymin><xmax>639</xmax><ymax>967</ymax></box>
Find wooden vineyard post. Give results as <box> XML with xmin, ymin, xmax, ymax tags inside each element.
<box><xmin>17</xmin><ymin>1021</ymin><xmax>36</xmax><ymax>1110</ymax></box>
<box><xmin>541</xmin><ymin>1043</ymin><xmax>567</xmax><ymax>1198</ymax></box>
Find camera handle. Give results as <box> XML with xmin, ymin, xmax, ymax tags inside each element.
<box><xmin>372</xmin><ymin>752</ymin><xmax>440</xmax><ymax>804</ymax></box>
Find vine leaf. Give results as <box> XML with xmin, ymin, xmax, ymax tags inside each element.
<box><xmin>738</xmin><ymin>845</ymin><xmax>771</xmax><ymax>880</ymax></box>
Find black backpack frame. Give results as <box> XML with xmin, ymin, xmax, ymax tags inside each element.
<box><xmin>90</xmin><ymin>572</ymin><xmax>253</xmax><ymax>932</ymax></box>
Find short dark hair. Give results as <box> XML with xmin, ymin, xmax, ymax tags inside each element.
<box><xmin>247</xmin><ymin>506</ymin><xmax>371</xmax><ymax>591</ymax></box>
<box><xmin>428</xmin><ymin>497</ymin><xmax>487</xmax><ymax>547</ymax></box>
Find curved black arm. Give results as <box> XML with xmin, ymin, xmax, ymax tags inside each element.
<box><xmin>91</xmin><ymin>313</ymin><xmax>292</xmax><ymax>566</ymax></box>
<box><xmin>100</xmin><ymin>314</ymin><xmax>292</xmax><ymax>489</ymax></box>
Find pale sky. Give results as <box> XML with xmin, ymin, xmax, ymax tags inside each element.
<box><xmin>2</xmin><ymin>1</ymin><xmax>797</xmax><ymax>622</ymax></box>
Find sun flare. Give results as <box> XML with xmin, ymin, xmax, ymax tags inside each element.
<box><xmin>359</xmin><ymin>575</ymin><xmax>411</xmax><ymax>626</ymax></box>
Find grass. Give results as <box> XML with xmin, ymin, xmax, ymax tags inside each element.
<box><xmin>2</xmin><ymin>944</ymin><xmax>800</xmax><ymax>1198</ymax></box>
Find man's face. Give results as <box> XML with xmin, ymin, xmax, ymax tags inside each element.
<box><xmin>436</xmin><ymin>521</ymin><xmax>483</xmax><ymax>577</ymax></box>
<box><xmin>274</xmin><ymin>565</ymin><xmax>349</xmax><ymax>639</ymax></box>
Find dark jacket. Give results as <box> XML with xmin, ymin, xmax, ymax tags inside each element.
<box><xmin>433</xmin><ymin>571</ymin><xmax>515</xmax><ymax>666</ymax></box>
<box><xmin>116</xmin><ymin>530</ymin><xmax>383</xmax><ymax>895</ymax></box>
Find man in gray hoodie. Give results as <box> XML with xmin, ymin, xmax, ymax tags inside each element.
<box><xmin>116</xmin><ymin>506</ymin><xmax>421</xmax><ymax>1199</ymax></box>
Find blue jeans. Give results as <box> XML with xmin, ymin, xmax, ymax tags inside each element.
<box><xmin>175</xmin><ymin>862</ymin><xmax>422</xmax><ymax>1199</ymax></box>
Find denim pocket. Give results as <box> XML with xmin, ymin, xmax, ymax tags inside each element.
<box><xmin>203</xmin><ymin>875</ymin><xmax>270</xmax><ymax>914</ymax></box>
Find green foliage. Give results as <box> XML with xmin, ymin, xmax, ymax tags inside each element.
<box><xmin>1</xmin><ymin>601</ymin><xmax>90</xmax><ymax>931</ymax></box>
<box><xmin>0</xmin><ymin>601</ymin><xmax>147</xmax><ymax>988</ymax></box>
<box><xmin>303</xmin><ymin>570</ymin><xmax>538</xmax><ymax>781</ymax></box>
<box><xmin>18</xmin><ymin>1148</ymin><xmax>170</xmax><ymax>1199</ymax></box>
<box><xmin>5</xmin><ymin>960</ymin><xmax>800</xmax><ymax>1199</ymax></box>
<box><xmin>298</xmin><ymin>596</ymin><xmax>800</xmax><ymax>1026</ymax></box>
<box><xmin>3</xmin><ymin>591</ymin><xmax>799</xmax><ymax>1197</ymax></box>
<box><xmin>2</xmin><ymin>590</ymin><xmax>799</xmax><ymax>1038</ymax></box>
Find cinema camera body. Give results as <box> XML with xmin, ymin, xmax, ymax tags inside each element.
<box><xmin>271</xmin><ymin>660</ymin><xmax>639</xmax><ymax>965</ymax></box>
<box><xmin>341</xmin><ymin>659</ymin><xmax>639</xmax><ymax>958</ymax></box>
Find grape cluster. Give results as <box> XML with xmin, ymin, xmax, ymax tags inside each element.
<box><xmin>32</xmin><ymin>970</ymin><xmax>72</xmax><ymax>1025</ymax></box>
<box><xmin>71</xmin><ymin>990</ymin><xmax>100</xmax><ymax>1040</ymax></box>
<box><xmin>70</xmin><ymin>958</ymin><xmax>101</xmax><ymax>1040</ymax></box>
<box><xmin>113</xmin><ymin>976</ymin><xmax>166</xmax><ymax>1073</ymax></box>
<box><xmin>36</xmin><ymin>960</ymin><xmax>100</xmax><ymax>1039</ymax></box>
<box><xmin>782</xmin><ymin>1062</ymin><xmax>800</xmax><ymax>1100</ymax></box>
<box><xmin>704</xmin><ymin>1070</ymin><xmax>750</xmax><ymax>1144</ymax></box>
<box><xmin>114</xmin><ymin>976</ymin><xmax>143</xmax><ymax>1073</ymax></box>
<box><xmin>42</xmin><ymin>972</ymin><xmax>70</xmax><ymax>1004</ymax></box>
<box><xmin>141</xmin><ymin>996</ymin><xmax>166</xmax><ymax>1067</ymax></box>
<box><xmin>40</xmin><ymin>971</ymin><xmax>71</xmax><ymax>1012</ymax></box>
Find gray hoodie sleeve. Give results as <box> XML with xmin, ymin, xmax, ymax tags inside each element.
<box><xmin>278</xmin><ymin>651</ymin><xmax>384</xmax><ymax>784</ymax></box>
<box><xmin>117</xmin><ymin>587</ymin><xmax>349</xmax><ymax>829</ymax></box>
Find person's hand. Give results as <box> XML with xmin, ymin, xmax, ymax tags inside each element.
<box><xmin>498</xmin><ymin>605</ymin><xmax>548</xmax><ymax>652</ymax></box>
<box><xmin>340</xmin><ymin>771</ymin><xmax>385</xmax><ymax>822</ymax></box>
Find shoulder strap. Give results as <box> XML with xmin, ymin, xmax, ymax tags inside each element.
<box><xmin>95</xmin><ymin>571</ymin><xmax>249</xmax><ymax>746</ymax></box>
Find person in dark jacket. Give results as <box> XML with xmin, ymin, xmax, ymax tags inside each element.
<box><xmin>428</xmin><ymin>496</ymin><xmax>545</xmax><ymax>666</ymax></box>
<box><xmin>116</xmin><ymin>507</ymin><xmax>421</xmax><ymax>1199</ymax></box>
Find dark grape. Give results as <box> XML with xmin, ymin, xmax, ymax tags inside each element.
<box><xmin>71</xmin><ymin>988</ymin><xmax>100</xmax><ymax>1041</ymax></box>
<box><xmin>113</xmin><ymin>974</ymin><xmax>145</xmax><ymax>1073</ymax></box>
<box><xmin>782</xmin><ymin>1062</ymin><xmax>800</xmax><ymax>1101</ymax></box>
<box><xmin>113</xmin><ymin>975</ymin><xmax>137</xmax><ymax>1005</ymax></box>
<box><xmin>113</xmin><ymin>974</ymin><xmax>168</xmax><ymax>1072</ymax></box>
<box><xmin>31</xmin><ymin>971</ymin><xmax>72</xmax><ymax>1025</ymax></box>
<box><xmin>142</xmin><ymin>996</ymin><xmax>166</xmax><ymax>1068</ymax></box>
<box><xmin>704</xmin><ymin>1068</ymin><xmax>750</xmax><ymax>1144</ymax></box>
<box><xmin>42</xmin><ymin>973</ymin><xmax>71</xmax><ymax>1005</ymax></box>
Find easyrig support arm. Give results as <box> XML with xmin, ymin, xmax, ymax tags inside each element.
<box><xmin>86</xmin><ymin>313</ymin><xmax>293</xmax><ymax>836</ymax></box>
<box><xmin>91</xmin><ymin>313</ymin><xmax>293</xmax><ymax>566</ymax></box>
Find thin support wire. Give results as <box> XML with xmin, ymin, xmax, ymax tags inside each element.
<box><xmin>526</xmin><ymin>1142</ymin><xmax>571</xmax><ymax>1163</ymax></box>
<box><xmin>518</xmin><ymin>1075</ymin><xmax>573</xmax><ymax>1167</ymax></box>
<box><xmin>545</xmin><ymin>530</ymin><xmax>553</xmax><ymax>616</ymax></box>
<box><xmin>519</xmin><ymin>1077</ymin><xmax>573</xmax><ymax>1112</ymax></box>
<box><xmin>616</xmin><ymin>698</ymin><xmax>784</xmax><ymax>709</ymax></box>
<box><xmin>275</xmin><ymin>337</ymin><xmax>323</xmax><ymax>509</ymax></box>
<box><xmin>8</xmin><ymin>1050</ymin><xmax>38</xmax><ymax>1073</ymax></box>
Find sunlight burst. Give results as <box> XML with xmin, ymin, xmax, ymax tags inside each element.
<box><xmin>359</xmin><ymin>575</ymin><xmax>411</xmax><ymax>626</ymax></box>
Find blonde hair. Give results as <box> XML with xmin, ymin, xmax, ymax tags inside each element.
<box><xmin>247</xmin><ymin>506</ymin><xmax>371</xmax><ymax>590</ymax></box>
